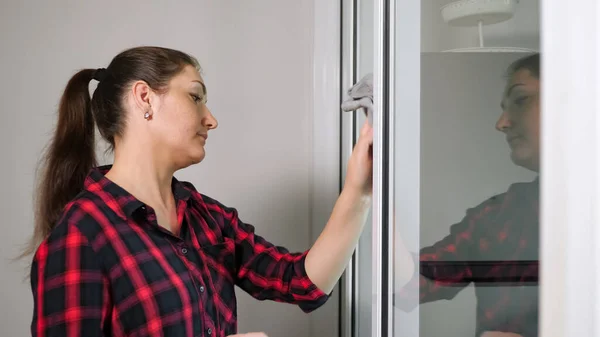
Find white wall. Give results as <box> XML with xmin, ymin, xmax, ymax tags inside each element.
<box><xmin>0</xmin><ymin>1</ymin><xmax>339</xmax><ymax>336</ymax></box>
<box><xmin>310</xmin><ymin>1</ymin><xmax>342</xmax><ymax>336</ymax></box>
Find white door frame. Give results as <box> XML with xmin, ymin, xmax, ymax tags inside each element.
<box><xmin>372</xmin><ymin>0</ymin><xmax>395</xmax><ymax>335</ymax></box>
<box><xmin>539</xmin><ymin>1</ymin><xmax>600</xmax><ymax>336</ymax></box>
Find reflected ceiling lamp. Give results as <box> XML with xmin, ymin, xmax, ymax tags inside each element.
<box><xmin>441</xmin><ymin>0</ymin><xmax>537</xmax><ymax>53</ymax></box>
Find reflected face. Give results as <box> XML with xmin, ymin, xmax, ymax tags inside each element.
<box><xmin>497</xmin><ymin>69</ymin><xmax>540</xmax><ymax>172</ymax></box>
<box><xmin>150</xmin><ymin>65</ymin><xmax>218</xmax><ymax>168</ymax></box>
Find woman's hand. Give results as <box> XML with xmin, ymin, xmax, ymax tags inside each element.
<box><xmin>304</xmin><ymin>120</ymin><xmax>373</xmax><ymax>294</ymax></box>
<box><xmin>227</xmin><ymin>333</ymin><xmax>268</xmax><ymax>337</ymax></box>
<box><xmin>343</xmin><ymin>121</ymin><xmax>374</xmax><ymax>197</ymax></box>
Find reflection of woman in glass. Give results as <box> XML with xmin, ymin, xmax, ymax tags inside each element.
<box><xmin>394</xmin><ymin>53</ymin><xmax>541</xmax><ymax>337</ymax></box>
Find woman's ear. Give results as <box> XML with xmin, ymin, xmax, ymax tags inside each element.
<box><xmin>130</xmin><ymin>80</ymin><xmax>152</xmax><ymax>114</ymax></box>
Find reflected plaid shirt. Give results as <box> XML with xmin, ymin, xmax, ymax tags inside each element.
<box><xmin>395</xmin><ymin>179</ymin><xmax>540</xmax><ymax>337</ymax></box>
<box><xmin>31</xmin><ymin>165</ymin><xmax>329</xmax><ymax>337</ymax></box>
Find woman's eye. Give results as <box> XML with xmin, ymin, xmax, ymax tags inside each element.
<box><xmin>514</xmin><ymin>96</ymin><xmax>528</xmax><ymax>105</ymax></box>
<box><xmin>507</xmin><ymin>96</ymin><xmax>528</xmax><ymax>111</ymax></box>
<box><xmin>191</xmin><ymin>94</ymin><xmax>203</xmax><ymax>103</ymax></box>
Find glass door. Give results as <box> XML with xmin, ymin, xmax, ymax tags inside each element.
<box><xmin>342</xmin><ymin>0</ymin><xmax>600</xmax><ymax>336</ymax></box>
<box><xmin>371</xmin><ymin>1</ymin><xmax>543</xmax><ymax>336</ymax></box>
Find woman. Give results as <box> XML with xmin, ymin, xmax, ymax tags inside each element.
<box><xmin>27</xmin><ymin>46</ymin><xmax>373</xmax><ymax>337</ymax></box>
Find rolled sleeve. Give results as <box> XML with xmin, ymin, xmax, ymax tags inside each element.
<box><xmin>221</xmin><ymin>205</ymin><xmax>330</xmax><ymax>312</ymax></box>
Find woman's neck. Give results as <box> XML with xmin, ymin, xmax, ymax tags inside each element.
<box><xmin>105</xmin><ymin>140</ymin><xmax>176</xmax><ymax>211</ymax></box>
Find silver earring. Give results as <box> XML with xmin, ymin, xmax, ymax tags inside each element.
<box><xmin>144</xmin><ymin>112</ymin><xmax>150</xmax><ymax>119</ymax></box>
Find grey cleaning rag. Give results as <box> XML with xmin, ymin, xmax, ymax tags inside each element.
<box><xmin>341</xmin><ymin>73</ymin><xmax>373</xmax><ymax>125</ymax></box>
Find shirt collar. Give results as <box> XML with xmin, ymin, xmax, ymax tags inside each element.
<box><xmin>83</xmin><ymin>164</ymin><xmax>192</xmax><ymax>217</ymax></box>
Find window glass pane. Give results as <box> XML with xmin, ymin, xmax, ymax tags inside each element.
<box><xmin>393</xmin><ymin>1</ymin><xmax>541</xmax><ymax>337</ymax></box>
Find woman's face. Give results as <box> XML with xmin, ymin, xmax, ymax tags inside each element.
<box><xmin>496</xmin><ymin>69</ymin><xmax>541</xmax><ymax>172</ymax></box>
<box><xmin>148</xmin><ymin>65</ymin><xmax>218</xmax><ymax>169</ymax></box>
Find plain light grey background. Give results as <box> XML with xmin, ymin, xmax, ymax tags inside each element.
<box><xmin>0</xmin><ymin>1</ymin><xmax>340</xmax><ymax>336</ymax></box>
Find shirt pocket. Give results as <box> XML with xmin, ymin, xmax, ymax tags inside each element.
<box><xmin>199</xmin><ymin>239</ymin><xmax>236</xmax><ymax>283</ymax></box>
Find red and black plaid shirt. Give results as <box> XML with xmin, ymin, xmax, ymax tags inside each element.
<box><xmin>30</xmin><ymin>165</ymin><xmax>329</xmax><ymax>337</ymax></box>
<box><xmin>396</xmin><ymin>179</ymin><xmax>539</xmax><ymax>337</ymax></box>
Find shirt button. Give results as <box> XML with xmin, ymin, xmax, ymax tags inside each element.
<box><xmin>181</xmin><ymin>247</ymin><xmax>188</xmax><ymax>254</ymax></box>
<box><xmin>207</xmin><ymin>328</ymin><xmax>212</xmax><ymax>335</ymax></box>
<box><xmin>199</xmin><ymin>286</ymin><xmax>205</xmax><ymax>293</ymax></box>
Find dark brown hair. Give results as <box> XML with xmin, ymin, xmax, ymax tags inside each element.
<box><xmin>506</xmin><ymin>52</ymin><xmax>540</xmax><ymax>79</ymax></box>
<box><xmin>23</xmin><ymin>46</ymin><xmax>199</xmax><ymax>257</ymax></box>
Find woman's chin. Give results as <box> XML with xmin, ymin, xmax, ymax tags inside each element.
<box><xmin>510</xmin><ymin>148</ymin><xmax>538</xmax><ymax>172</ymax></box>
<box><xmin>175</xmin><ymin>149</ymin><xmax>206</xmax><ymax>168</ymax></box>
<box><xmin>190</xmin><ymin>149</ymin><xmax>206</xmax><ymax>164</ymax></box>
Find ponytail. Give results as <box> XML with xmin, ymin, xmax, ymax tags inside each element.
<box><xmin>22</xmin><ymin>46</ymin><xmax>201</xmax><ymax>258</ymax></box>
<box><xmin>24</xmin><ymin>69</ymin><xmax>98</xmax><ymax>256</ymax></box>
